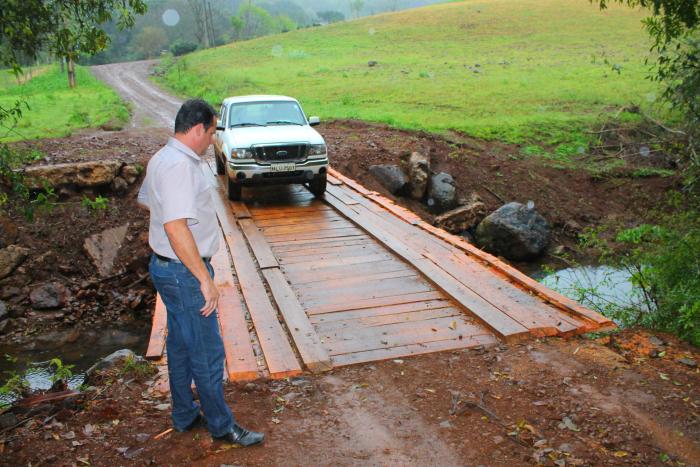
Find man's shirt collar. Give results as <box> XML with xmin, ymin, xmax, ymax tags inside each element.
<box><xmin>167</xmin><ymin>137</ymin><xmax>201</xmax><ymax>161</ymax></box>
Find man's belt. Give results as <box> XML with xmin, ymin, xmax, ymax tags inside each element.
<box><xmin>154</xmin><ymin>253</ymin><xmax>211</xmax><ymax>263</ymax></box>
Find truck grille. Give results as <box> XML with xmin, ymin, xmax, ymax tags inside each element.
<box><xmin>253</xmin><ymin>144</ymin><xmax>307</xmax><ymax>163</ymax></box>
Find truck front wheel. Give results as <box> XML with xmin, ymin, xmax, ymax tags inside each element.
<box><xmin>227</xmin><ymin>177</ymin><xmax>242</xmax><ymax>201</ymax></box>
<box><xmin>309</xmin><ymin>174</ymin><xmax>327</xmax><ymax>198</ymax></box>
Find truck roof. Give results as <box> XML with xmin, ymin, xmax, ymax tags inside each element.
<box><xmin>222</xmin><ymin>95</ymin><xmax>298</xmax><ymax>105</ymax></box>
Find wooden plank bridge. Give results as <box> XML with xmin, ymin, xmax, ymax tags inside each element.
<box><xmin>145</xmin><ymin>162</ymin><xmax>614</xmax><ymax>381</ymax></box>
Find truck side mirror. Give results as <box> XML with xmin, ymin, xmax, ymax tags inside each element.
<box><xmin>308</xmin><ymin>116</ymin><xmax>320</xmax><ymax>126</ymax></box>
<box><xmin>216</xmin><ymin>125</ymin><xmax>225</xmax><ymax>131</ymax></box>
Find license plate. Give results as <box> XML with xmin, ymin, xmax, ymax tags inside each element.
<box><xmin>270</xmin><ymin>162</ymin><xmax>296</xmax><ymax>172</ymax></box>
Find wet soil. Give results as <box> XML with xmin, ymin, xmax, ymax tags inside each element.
<box><xmin>3</xmin><ymin>330</ymin><xmax>699</xmax><ymax>465</ymax></box>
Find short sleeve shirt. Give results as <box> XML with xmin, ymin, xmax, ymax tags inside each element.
<box><xmin>138</xmin><ymin>137</ymin><xmax>220</xmax><ymax>259</ymax></box>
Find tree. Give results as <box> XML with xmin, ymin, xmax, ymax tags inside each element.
<box><xmin>349</xmin><ymin>0</ymin><xmax>364</xmax><ymax>18</ymax></box>
<box><xmin>317</xmin><ymin>10</ymin><xmax>345</xmax><ymax>23</ymax></box>
<box><xmin>597</xmin><ymin>0</ymin><xmax>700</xmax><ymax>187</ymax></box>
<box><xmin>131</xmin><ymin>26</ymin><xmax>168</xmax><ymax>59</ymax></box>
<box><xmin>0</xmin><ymin>0</ymin><xmax>147</xmax><ymax>122</ymax></box>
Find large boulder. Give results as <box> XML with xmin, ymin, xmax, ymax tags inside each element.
<box><xmin>24</xmin><ymin>160</ymin><xmax>122</xmax><ymax>189</ymax></box>
<box><xmin>83</xmin><ymin>223</ymin><xmax>130</xmax><ymax>277</ymax></box>
<box><xmin>403</xmin><ymin>151</ymin><xmax>430</xmax><ymax>200</ymax></box>
<box><xmin>0</xmin><ymin>245</ymin><xmax>29</xmax><ymax>280</ymax></box>
<box><xmin>427</xmin><ymin>172</ymin><xmax>457</xmax><ymax>212</ymax></box>
<box><xmin>29</xmin><ymin>281</ymin><xmax>69</xmax><ymax>309</ymax></box>
<box><xmin>434</xmin><ymin>201</ymin><xmax>487</xmax><ymax>234</ymax></box>
<box><xmin>369</xmin><ymin>164</ymin><xmax>408</xmax><ymax>195</ymax></box>
<box><xmin>475</xmin><ymin>202</ymin><xmax>550</xmax><ymax>261</ymax></box>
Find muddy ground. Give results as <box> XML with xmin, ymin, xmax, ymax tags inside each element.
<box><xmin>2</xmin><ymin>330</ymin><xmax>699</xmax><ymax>466</ymax></box>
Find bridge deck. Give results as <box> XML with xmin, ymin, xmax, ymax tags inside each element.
<box><xmin>146</xmin><ymin>163</ymin><xmax>614</xmax><ymax>381</ymax></box>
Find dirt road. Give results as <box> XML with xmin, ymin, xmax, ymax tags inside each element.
<box><xmin>92</xmin><ymin>60</ymin><xmax>182</xmax><ymax>129</ymax></box>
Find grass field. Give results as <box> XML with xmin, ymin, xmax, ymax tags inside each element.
<box><xmin>157</xmin><ymin>0</ymin><xmax>659</xmax><ymax>149</ymax></box>
<box><xmin>0</xmin><ymin>65</ymin><xmax>129</xmax><ymax>142</ymax></box>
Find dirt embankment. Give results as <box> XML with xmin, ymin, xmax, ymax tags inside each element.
<box><xmin>2</xmin><ymin>330</ymin><xmax>699</xmax><ymax>465</ymax></box>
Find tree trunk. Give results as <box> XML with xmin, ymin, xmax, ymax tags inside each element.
<box><xmin>67</xmin><ymin>57</ymin><xmax>76</xmax><ymax>88</ymax></box>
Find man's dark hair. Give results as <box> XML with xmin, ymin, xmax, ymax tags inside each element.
<box><xmin>174</xmin><ymin>99</ymin><xmax>217</xmax><ymax>134</ymax></box>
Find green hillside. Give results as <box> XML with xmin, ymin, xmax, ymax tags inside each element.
<box><xmin>157</xmin><ymin>0</ymin><xmax>657</xmax><ymax>146</ymax></box>
<box><xmin>0</xmin><ymin>65</ymin><xmax>129</xmax><ymax>142</ymax></box>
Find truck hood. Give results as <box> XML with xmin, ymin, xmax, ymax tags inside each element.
<box><xmin>223</xmin><ymin>125</ymin><xmax>325</xmax><ymax>147</ymax></box>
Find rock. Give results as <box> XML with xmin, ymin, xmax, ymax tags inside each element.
<box><xmin>136</xmin><ymin>433</ymin><xmax>150</xmax><ymax>443</ymax></box>
<box><xmin>154</xmin><ymin>404</ymin><xmax>170</xmax><ymax>411</ymax></box>
<box><xmin>121</xmin><ymin>165</ymin><xmax>141</xmax><ymax>185</ymax></box>
<box><xmin>0</xmin><ymin>285</ymin><xmax>21</xmax><ymax>299</ymax></box>
<box><xmin>439</xmin><ymin>420</ymin><xmax>453</xmax><ymax>429</ymax></box>
<box><xmin>648</xmin><ymin>335</ymin><xmax>665</xmax><ymax>347</ymax></box>
<box><xmin>0</xmin><ymin>412</ymin><xmax>18</xmax><ymax>429</ymax></box>
<box><xmin>0</xmin><ymin>319</ymin><xmax>10</xmax><ymax>334</ymax></box>
<box><xmin>677</xmin><ymin>357</ymin><xmax>697</xmax><ymax>368</ymax></box>
<box><xmin>474</xmin><ymin>202</ymin><xmax>550</xmax><ymax>261</ymax></box>
<box><xmin>558</xmin><ymin>443</ymin><xmax>573</xmax><ymax>453</ymax></box>
<box><xmin>83</xmin><ymin>223</ymin><xmax>129</xmax><ymax>277</ymax></box>
<box><xmin>244</xmin><ymin>382</ymin><xmax>260</xmax><ymax>392</ymax></box>
<box><xmin>427</xmin><ymin>172</ymin><xmax>457</xmax><ymax>212</ymax></box>
<box><xmin>24</xmin><ymin>160</ymin><xmax>122</xmax><ymax>189</ymax></box>
<box><xmin>0</xmin><ymin>245</ymin><xmax>29</xmax><ymax>279</ymax></box>
<box><xmin>29</xmin><ymin>282</ymin><xmax>69</xmax><ymax>309</ymax></box>
<box><xmin>85</xmin><ymin>349</ymin><xmax>141</xmax><ymax>376</ymax></box>
<box><xmin>369</xmin><ymin>164</ymin><xmax>408</xmax><ymax>195</ymax></box>
<box><xmin>0</xmin><ymin>216</ymin><xmax>18</xmax><ymax>248</ymax></box>
<box><xmin>367</xmin><ymin>60</ymin><xmax>378</xmax><ymax>67</ymax></box>
<box><xmin>0</xmin><ymin>300</ymin><xmax>7</xmax><ymax>320</ymax></box>
<box><xmin>434</xmin><ymin>202</ymin><xmax>487</xmax><ymax>233</ymax></box>
<box><xmin>492</xmin><ymin>435</ymin><xmax>505</xmax><ymax>445</ymax></box>
<box><xmin>111</xmin><ymin>176</ymin><xmax>129</xmax><ymax>194</ymax></box>
<box><xmin>403</xmin><ymin>152</ymin><xmax>430</xmax><ymax>200</ymax></box>
<box><xmin>282</xmin><ymin>392</ymin><xmax>301</xmax><ymax>403</ymax></box>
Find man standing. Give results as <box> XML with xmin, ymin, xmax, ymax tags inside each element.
<box><xmin>138</xmin><ymin>99</ymin><xmax>264</xmax><ymax>446</ymax></box>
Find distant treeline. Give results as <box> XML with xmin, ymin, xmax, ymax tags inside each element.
<box><xmin>81</xmin><ymin>0</ymin><xmax>447</xmax><ymax>64</ymax></box>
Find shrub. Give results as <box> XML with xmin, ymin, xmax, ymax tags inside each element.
<box><xmin>170</xmin><ymin>40</ymin><xmax>198</xmax><ymax>57</ymax></box>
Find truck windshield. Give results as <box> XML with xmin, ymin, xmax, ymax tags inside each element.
<box><xmin>228</xmin><ymin>101</ymin><xmax>306</xmax><ymax>127</ymax></box>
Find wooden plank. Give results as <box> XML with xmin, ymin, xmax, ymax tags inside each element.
<box><xmin>315</xmin><ymin>307</ymin><xmax>463</xmax><ymax>333</ymax></box>
<box><xmin>327</xmin><ymin>167</ymin><xmax>374</xmax><ymax>195</ymax></box>
<box><xmin>321</xmin><ymin>316</ymin><xmax>487</xmax><ymax>355</ymax></box>
<box><xmin>311</xmin><ymin>299</ymin><xmax>453</xmax><ymax>324</ymax></box>
<box><xmin>262</xmin><ymin>268</ymin><xmax>332</xmax><ymax>372</ymax></box>
<box><xmin>324</xmin><ymin>189</ymin><xmax>527</xmax><ymax>342</ymax></box>
<box><xmin>265</xmin><ymin>226</ymin><xmax>365</xmax><ymax>243</ymax></box>
<box><xmin>274</xmin><ymin>238</ymin><xmax>376</xmax><ymax>257</ymax></box>
<box><xmin>327</xmin><ymin>174</ymin><xmax>343</xmax><ymax>185</ymax></box>
<box><xmin>277</xmin><ymin>244</ymin><xmax>388</xmax><ymax>265</ymax></box>
<box><xmin>210</xmin><ymin>241</ymin><xmax>259</xmax><ymax>381</ymax></box>
<box><xmin>261</xmin><ymin>220</ymin><xmax>354</xmax><ymax>236</ymax></box>
<box><xmin>306</xmin><ymin>290</ymin><xmax>445</xmax><ymax>315</ymax></box>
<box><xmin>216</xmin><ymin>286</ymin><xmax>260</xmax><ymax>381</ymax></box>
<box><xmin>238</xmin><ymin>218</ymin><xmax>279</xmax><ymax>269</ymax></box>
<box><xmin>331</xmin><ymin>334</ymin><xmax>498</xmax><ymax>367</ymax></box>
<box><xmin>255</xmin><ymin>214</ymin><xmax>345</xmax><ymax>228</ymax></box>
<box><xmin>270</xmin><ymin>235</ymin><xmax>369</xmax><ymax>251</ymax></box>
<box><xmin>298</xmin><ymin>275</ymin><xmax>433</xmax><ymax>306</ymax></box>
<box><xmin>230</xmin><ymin>201</ymin><xmax>251</xmax><ymax>219</ymax></box>
<box><xmin>283</xmin><ymin>259</ymin><xmax>412</xmax><ymax>285</ymax></box>
<box><xmin>203</xmin><ymin>167</ymin><xmax>302</xmax><ymax>379</ymax></box>
<box><xmin>296</xmin><ymin>268</ymin><xmax>418</xmax><ymax>293</ymax></box>
<box><xmin>145</xmin><ymin>294</ymin><xmax>167</xmax><ymax>360</ymax></box>
<box><xmin>280</xmin><ymin>252</ymin><xmax>396</xmax><ymax>273</ymax></box>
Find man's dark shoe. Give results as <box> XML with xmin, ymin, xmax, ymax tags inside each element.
<box><xmin>176</xmin><ymin>412</ymin><xmax>206</xmax><ymax>432</ymax></box>
<box><xmin>213</xmin><ymin>424</ymin><xmax>264</xmax><ymax>446</ymax></box>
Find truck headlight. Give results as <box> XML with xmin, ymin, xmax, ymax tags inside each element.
<box><xmin>308</xmin><ymin>144</ymin><xmax>327</xmax><ymax>156</ymax></box>
<box><xmin>231</xmin><ymin>148</ymin><xmax>255</xmax><ymax>159</ymax></box>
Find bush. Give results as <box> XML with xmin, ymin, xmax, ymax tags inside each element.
<box><xmin>586</xmin><ymin>199</ymin><xmax>700</xmax><ymax>346</ymax></box>
<box><xmin>170</xmin><ymin>40</ymin><xmax>198</xmax><ymax>57</ymax></box>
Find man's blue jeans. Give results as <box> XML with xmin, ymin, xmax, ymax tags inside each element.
<box><xmin>149</xmin><ymin>254</ymin><xmax>235</xmax><ymax>437</ymax></box>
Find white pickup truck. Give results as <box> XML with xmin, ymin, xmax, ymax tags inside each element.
<box><xmin>214</xmin><ymin>95</ymin><xmax>329</xmax><ymax>201</ymax></box>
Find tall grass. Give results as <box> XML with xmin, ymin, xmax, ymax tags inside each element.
<box><xmin>156</xmin><ymin>0</ymin><xmax>659</xmax><ymax>146</ymax></box>
<box><xmin>0</xmin><ymin>65</ymin><xmax>129</xmax><ymax>142</ymax></box>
